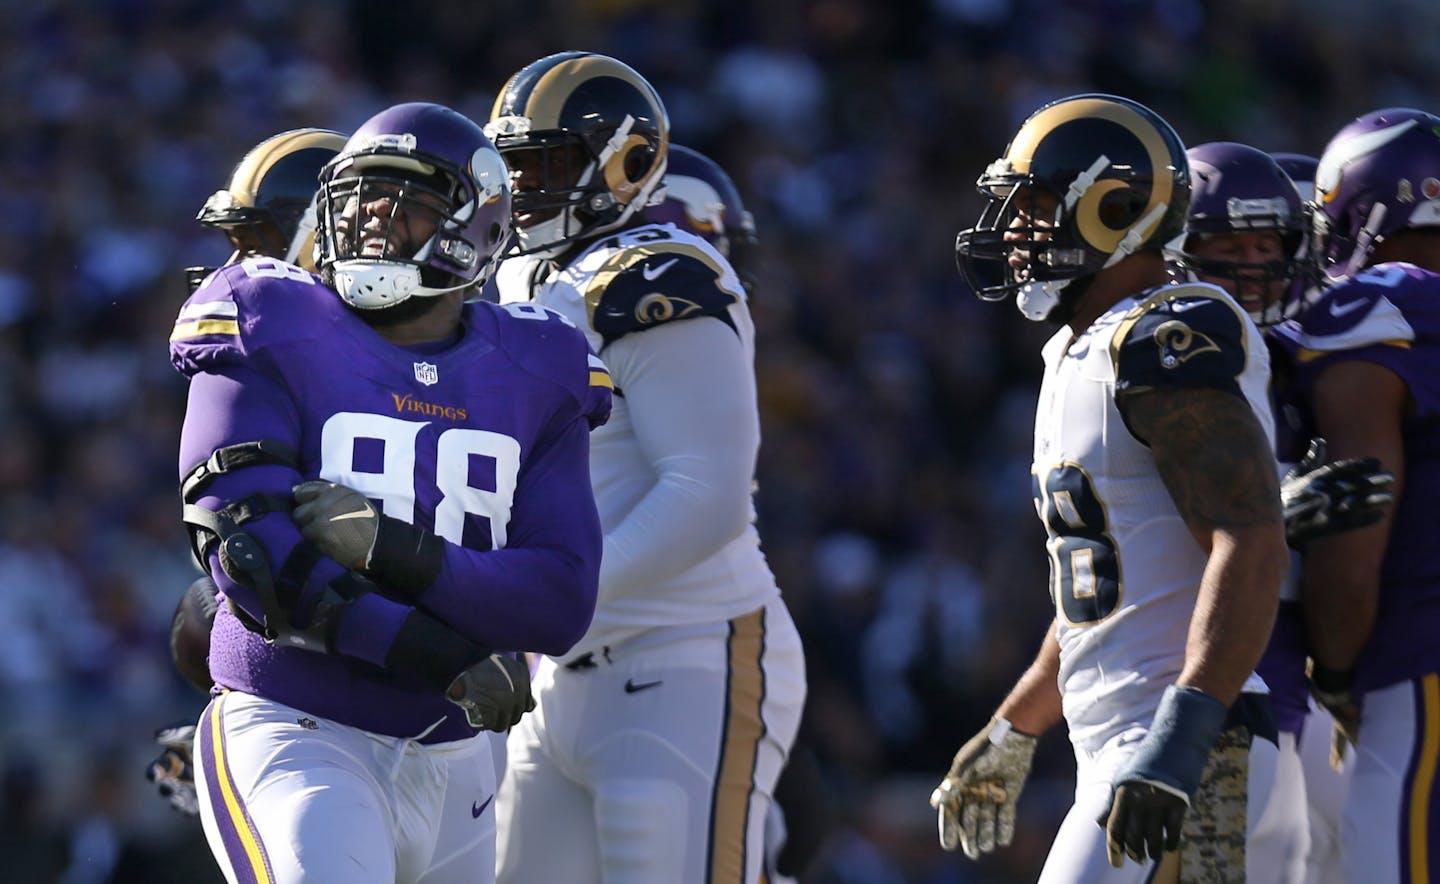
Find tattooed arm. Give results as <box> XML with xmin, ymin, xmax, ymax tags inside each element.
<box><xmin>1122</xmin><ymin>387</ymin><xmax>1289</xmax><ymax>705</ymax></box>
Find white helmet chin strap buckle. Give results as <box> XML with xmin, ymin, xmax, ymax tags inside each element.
<box><xmin>1016</xmin><ymin>280</ymin><xmax>1066</xmax><ymax>321</ymax></box>
<box><xmin>333</xmin><ymin>260</ymin><xmax>422</xmax><ymax>309</ymax></box>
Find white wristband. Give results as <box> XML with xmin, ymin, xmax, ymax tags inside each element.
<box><xmin>989</xmin><ymin>717</ymin><xmax>1015</xmax><ymax>746</ymax></box>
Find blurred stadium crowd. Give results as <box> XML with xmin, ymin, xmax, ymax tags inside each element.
<box><xmin>0</xmin><ymin>0</ymin><xmax>1436</xmax><ymax>881</ymax></box>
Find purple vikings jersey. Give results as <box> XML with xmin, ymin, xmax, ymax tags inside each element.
<box><xmin>170</xmin><ymin>258</ymin><xmax>611</xmax><ymax>742</ymax></box>
<box><xmin>1298</xmin><ymin>262</ymin><xmax>1440</xmax><ymax>692</ymax></box>
<box><xmin>1257</xmin><ymin>321</ymin><xmax>1315</xmax><ymax>735</ymax></box>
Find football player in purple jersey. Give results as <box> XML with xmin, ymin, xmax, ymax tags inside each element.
<box><xmin>485</xmin><ymin>53</ymin><xmax>807</xmax><ymax>884</ymax></box>
<box><xmin>1297</xmin><ymin>107</ymin><xmax>1440</xmax><ymax>883</ymax></box>
<box><xmin>1174</xmin><ymin>141</ymin><xmax>1394</xmax><ymax>884</ymax></box>
<box><xmin>934</xmin><ymin>94</ymin><xmax>1291</xmax><ymax>881</ymax></box>
<box><xmin>171</xmin><ymin>102</ymin><xmax>612</xmax><ymax>884</ymax></box>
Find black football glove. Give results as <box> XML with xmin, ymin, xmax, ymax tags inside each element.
<box><xmin>292</xmin><ymin>480</ymin><xmax>442</xmax><ymax>601</ymax></box>
<box><xmin>1099</xmin><ymin>686</ymin><xmax>1227</xmax><ymax>867</ymax></box>
<box><xmin>292</xmin><ymin>481</ymin><xmax>380</xmax><ymax>570</ymax></box>
<box><xmin>146</xmin><ymin>722</ymin><xmax>199</xmax><ymax>816</ymax></box>
<box><xmin>446</xmin><ymin>653</ymin><xmax>535</xmax><ymax>732</ymax></box>
<box><xmin>1281</xmin><ymin>438</ymin><xmax>1394</xmax><ymax>547</ymax></box>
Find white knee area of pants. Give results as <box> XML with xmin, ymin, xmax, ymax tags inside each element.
<box><xmin>1247</xmin><ymin>733</ymin><xmax>1307</xmax><ymax>884</ymax></box>
<box><xmin>596</xmin><ymin>778</ymin><xmax>690</xmax><ymax>871</ymax></box>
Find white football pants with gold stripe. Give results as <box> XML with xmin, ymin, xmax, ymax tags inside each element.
<box><xmin>496</xmin><ymin>597</ymin><xmax>806</xmax><ymax>884</ymax></box>
<box><xmin>1038</xmin><ymin>722</ymin><xmax>1288</xmax><ymax>883</ymax></box>
<box><xmin>193</xmin><ymin>691</ymin><xmax>498</xmax><ymax>884</ymax></box>
<box><xmin>1340</xmin><ymin>675</ymin><xmax>1440</xmax><ymax>884</ymax></box>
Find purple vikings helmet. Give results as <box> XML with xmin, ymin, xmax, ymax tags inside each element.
<box><xmin>1314</xmin><ymin>107</ymin><xmax>1440</xmax><ymax>280</ymax></box>
<box><xmin>1179</xmin><ymin>142</ymin><xmax>1306</xmax><ymax>325</ymax></box>
<box><xmin>315</xmin><ymin>102</ymin><xmax>512</xmax><ymax>310</ymax></box>
<box><xmin>955</xmin><ymin>94</ymin><xmax>1190</xmax><ymax>323</ymax></box>
<box><xmin>1271</xmin><ymin>152</ymin><xmax>1318</xmax><ymax>202</ymax></box>
<box><xmin>1271</xmin><ymin>151</ymin><xmax>1322</xmax><ymax>313</ymax></box>
<box><xmin>647</xmin><ymin>145</ymin><xmax>759</xmax><ymax>293</ymax></box>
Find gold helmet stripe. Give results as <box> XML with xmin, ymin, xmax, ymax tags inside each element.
<box><xmin>1007</xmin><ymin>98</ymin><xmax>1177</xmax><ymax>254</ymax></box>
<box><xmin>508</xmin><ymin>55</ymin><xmax>661</xmax><ymax>131</ymax></box>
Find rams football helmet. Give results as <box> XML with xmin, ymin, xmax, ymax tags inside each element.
<box><xmin>1314</xmin><ymin>107</ymin><xmax>1440</xmax><ymax>280</ymax></box>
<box><xmin>955</xmin><ymin>93</ymin><xmax>1189</xmax><ymax>322</ymax></box>
<box><xmin>486</xmin><ymin>51</ymin><xmax>669</xmax><ymax>259</ymax></box>
<box><xmin>315</xmin><ymin>102</ymin><xmax>512</xmax><ymax>310</ymax></box>
<box><xmin>647</xmin><ymin>144</ymin><xmax>758</xmax><ymax>293</ymax></box>
<box><xmin>1177</xmin><ymin>142</ymin><xmax>1306</xmax><ymax>325</ymax></box>
<box><xmin>187</xmin><ymin>127</ymin><xmax>347</xmax><ymax>292</ymax></box>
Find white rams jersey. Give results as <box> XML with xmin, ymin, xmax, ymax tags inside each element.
<box><xmin>496</xmin><ymin>223</ymin><xmax>780</xmax><ymax>659</ymax></box>
<box><xmin>1033</xmin><ymin>282</ymin><xmax>1273</xmax><ymax>752</ymax></box>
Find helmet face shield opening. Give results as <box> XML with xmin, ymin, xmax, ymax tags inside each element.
<box><xmin>498</xmin><ymin>135</ymin><xmax>595</xmax><ymax>229</ymax></box>
<box><xmin>313</xmin><ymin>102</ymin><xmax>513</xmax><ymax>310</ymax></box>
<box><xmin>323</xmin><ymin>171</ymin><xmax>459</xmax><ymax>271</ymax></box>
<box><xmin>957</xmin><ymin>179</ymin><xmax>1088</xmax><ymax>301</ymax></box>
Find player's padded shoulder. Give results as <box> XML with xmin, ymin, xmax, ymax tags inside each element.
<box><xmin>480</xmin><ymin>301</ymin><xmax>613</xmax><ymax>430</ymax></box>
<box><xmin>1111</xmin><ymin>283</ymin><xmax>1250</xmax><ymax>399</ymax></box>
<box><xmin>584</xmin><ymin>238</ymin><xmax>744</xmax><ymax>346</ymax></box>
<box><xmin>169</xmin><ymin>258</ymin><xmax>338</xmax><ymax>379</ymax></box>
<box><xmin>1299</xmin><ymin>263</ymin><xmax>1433</xmax><ymax>354</ymax></box>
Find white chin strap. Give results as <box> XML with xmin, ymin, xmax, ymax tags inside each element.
<box><xmin>1016</xmin><ymin>280</ymin><xmax>1067</xmax><ymax>322</ymax></box>
<box><xmin>515</xmin><ymin>209</ymin><xmax>579</xmax><ymax>259</ymax></box>
<box><xmin>332</xmin><ymin>260</ymin><xmax>426</xmax><ymax>310</ymax></box>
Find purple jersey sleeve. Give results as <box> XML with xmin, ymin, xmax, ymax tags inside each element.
<box><xmin>404</xmin><ymin>302</ymin><xmax>610</xmax><ymax>655</ymax></box>
<box><xmin>1297</xmin><ymin>263</ymin><xmax>1440</xmax><ymax>691</ymax></box>
<box><xmin>1265</xmin><ymin>322</ymin><xmax>1315</xmax><ymax>465</ymax></box>
<box><xmin>1299</xmin><ymin>263</ymin><xmax>1440</xmax><ymax>417</ymax></box>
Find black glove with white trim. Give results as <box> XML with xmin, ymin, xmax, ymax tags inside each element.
<box><xmin>447</xmin><ymin>653</ymin><xmax>535</xmax><ymax>732</ymax></box>
<box><xmin>1281</xmin><ymin>438</ymin><xmax>1394</xmax><ymax>547</ymax></box>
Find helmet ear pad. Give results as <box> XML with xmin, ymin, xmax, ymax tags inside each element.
<box><xmin>1098</xmin><ymin>185</ymin><xmax>1151</xmax><ymax>232</ymax></box>
<box><xmin>601</xmin><ymin>135</ymin><xmax>660</xmax><ymax>206</ymax></box>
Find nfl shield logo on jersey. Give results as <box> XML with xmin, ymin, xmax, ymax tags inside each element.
<box><xmin>414</xmin><ymin>362</ymin><xmax>439</xmax><ymax>386</ymax></box>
